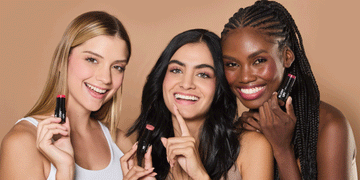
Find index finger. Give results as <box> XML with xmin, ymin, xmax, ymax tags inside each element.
<box><xmin>173</xmin><ymin>104</ymin><xmax>190</xmax><ymax>136</ymax></box>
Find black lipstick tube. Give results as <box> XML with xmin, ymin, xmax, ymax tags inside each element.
<box><xmin>54</xmin><ymin>95</ymin><xmax>66</xmax><ymax>124</ymax></box>
<box><xmin>136</xmin><ymin>124</ymin><xmax>154</xmax><ymax>167</ymax></box>
<box><xmin>277</xmin><ymin>74</ymin><xmax>296</xmax><ymax>103</ymax></box>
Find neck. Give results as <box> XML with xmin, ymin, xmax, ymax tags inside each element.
<box><xmin>66</xmin><ymin>101</ymin><xmax>96</xmax><ymax>134</ymax></box>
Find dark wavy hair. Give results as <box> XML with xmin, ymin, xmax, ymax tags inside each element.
<box><xmin>221</xmin><ymin>0</ymin><xmax>320</xmax><ymax>179</ymax></box>
<box><xmin>128</xmin><ymin>29</ymin><xmax>240</xmax><ymax>180</ymax></box>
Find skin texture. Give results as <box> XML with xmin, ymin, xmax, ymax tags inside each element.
<box><xmin>222</xmin><ymin>27</ymin><xmax>357</xmax><ymax>179</ymax></box>
<box><xmin>0</xmin><ymin>35</ymin><xmax>134</xmax><ymax>179</ymax></box>
<box><xmin>163</xmin><ymin>42</ymin><xmax>216</xmax><ymax>122</ymax></box>
<box><xmin>159</xmin><ymin>42</ymin><xmax>273</xmax><ymax>179</ymax></box>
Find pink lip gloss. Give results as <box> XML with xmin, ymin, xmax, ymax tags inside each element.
<box><xmin>54</xmin><ymin>95</ymin><xmax>66</xmax><ymax>124</ymax></box>
<box><xmin>277</xmin><ymin>74</ymin><xmax>296</xmax><ymax>103</ymax></box>
<box><xmin>137</xmin><ymin>124</ymin><xmax>154</xmax><ymax>167</ymax></box>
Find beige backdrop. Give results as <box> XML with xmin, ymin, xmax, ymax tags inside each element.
<box><xmin>0</xmin><ymin>0</ymin><xmax>359</xmax><ymax>176</ymax></box>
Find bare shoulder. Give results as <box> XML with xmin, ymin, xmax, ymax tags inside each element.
<box><xmin>239</xmin><ymin>130</ymin><xmax>272</xmax><ymax>149</ymax></box>
<box><xmin>115</xmin><ymin>128</ymin><xmax>133</xmax><ymax>153</ymax></box>
<box><xmin>319</xmin><ymin>101</ymin><xmax>348</xmax><ymax>130</ymax></box>
<box><xmin>318</xmin><ymin>101</ymin><xmax>353</xmax><ymax>141</ymax></box>
<box><xmin>0</xmin><ymin>120</ymin><xmax>46</xmax><ymax>179</ymax></box>
<box><xmin>1</xmin><ymin>120</ymin><xmax>38</xmax><ymax>149</ymax></box>
<box><xmin>317</xmin><ymin>101</ymin><xmax>356</xmax><ymax>179</ymax></box>
<box><xmin>237</xmin><ymin>131</ymin><xmax>274</xmax><ymax>179</ymax></box>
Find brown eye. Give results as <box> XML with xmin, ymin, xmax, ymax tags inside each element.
<box><xmin>86</xmin><ymin>57</ymin><xmax>97</xmax><ymax>63</ymax></box>
<box><xmin>225</xmin><ymin>62</ymin><xmax>239</xmax><ymax>67</ymax></box>
<box><xmin>113</xmin><ymin>65</ymin><xmax>125</xmax><ymax>72</ymax></box>
<box><xmin>254</xmin><ymin>58</ymin><xmax>266</xmax><ymax>65</ymax></box>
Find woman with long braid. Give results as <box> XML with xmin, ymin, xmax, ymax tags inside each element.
<box><xmin>221</xmin><ymin>0</ymin><xmax>357</xmax><ymax>179</ymax></box>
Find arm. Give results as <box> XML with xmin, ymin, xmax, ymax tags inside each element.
<box><xmin>317</xmin><ymin>102</ymin><xmax>356</xmax><ymax>180</ymax></box>
<box><xmin>237</xmin><ymin>131</ymin><xmax>274</xmax><ymax>180</ymax></box>
<box><xmin>0</xmin><ymin>122</ymin><xmax>47</xmax><ymax>179</ymax></box>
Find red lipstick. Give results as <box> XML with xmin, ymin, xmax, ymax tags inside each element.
<box><xmin>277</xmin><ymin>74</ymin><xmax>296</xmax><ymax>103</ymax></box>
<box><xmin>137</xmin><ymin>124</ymin><xmax>154</xmax><ymax>167</ymax></box>
<box><xmin>54</xmin><ymin>95</ymin><xmax>66</xmax><ymax>124</ymax></box>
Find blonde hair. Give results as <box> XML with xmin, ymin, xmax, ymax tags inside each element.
<box><xmin>26</xmin><ymin>11</ymin><xmax>131</xmax><ymax>140</ymax></box>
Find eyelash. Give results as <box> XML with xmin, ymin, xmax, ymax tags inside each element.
<box><xmin>254</xmin><ymin>58</ymin><xmax>267</xmax><ymax>65</ymax></box>
<box><xmin>225</xmin><ymin>62</ymin><xmax>239</xmax><ymax>67</ymax></box>
<box><xmin>86</xmin><ymin>57</ymin><xmax>125</xmax><ymax>72</ymax></box>
<box><xmin>86</xmin><ymin>57</ymin><xmax>97</xmax><ymax>63</ymax></box>
<box><xmin>113</xmin><ymin>65</ymin><xmax>125</xmax><ymax>72</ymax></box>
<box><xmin>197</xmin><ymin>72</ymin><xmax>211</xmax><ymax>79</ymax></box>
<box><xmin>170</xmin><ymin>68</ymin><xmax>182</xmax><ymax>74</ymax></box>
<box><xmin>170</xmin><ymin>68</ymin><xmax>211</xmax><ymax>79</ymax></box>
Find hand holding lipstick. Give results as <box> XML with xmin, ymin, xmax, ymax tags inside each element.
<box><xmin>120</xmin><ymin>142</ymin><xmax>156</xmax><ymax>180</ymax></box>
<box><xmin>161</xmin><ymin>104</ymin><xmax>210</xmax><ymax>180</ymax></box>
<box><xmin>36</xmin><ymin>116</ymin><xmax>74</xmax><ymax>179</ymax></box>
<box><xmin>242</xmin><ymin>92</ymin><xmax>297</xmax><ymax>153</ymax></box>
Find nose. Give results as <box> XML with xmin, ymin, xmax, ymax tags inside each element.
<box><xmin>239</xmin><ymin>65</ymin><xmax>256</xmax><ymax>83</ymax></box>
<box><xmin>95</xmin><ymin>66</ymin><xmax>112</xmax><ymax>85</ymax></box>
<box><xmin>179</xmin><ymin>73</ymin><xmax>196</xmax><ymax>90</ymax></box>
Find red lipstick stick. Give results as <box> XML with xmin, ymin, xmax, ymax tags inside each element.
<box><xmin>137</xmin><ymin>124</ymin><xmax>154</xmax><ymax>167</ymax></box>
<box><xmin>54</xmin><ymin>95</ymin><xmax>66</xmax><ymax>124</ymax></box>
<box><xmin>277</xmin><ymin>74</ymin><xmax>296</xmax><ymax>103</ymax></box>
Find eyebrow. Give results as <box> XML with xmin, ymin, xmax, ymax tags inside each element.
<box><xmin>223</xmin><ymin>49</ymin><xmax>268</xmax><ymax>61</ymax></box>
<box><xmin>83</xmin><ymin>51</ymin><xmax>104</xmax><ymax>59</ymax></box>
<box><xmin>168</xmin><ymin>60</ymin><xmax>215</xmax><ymax>71</ymax></box>
<box><xmin>83</xmin><ymin>50</ymin><xmax>128</xmax><ymax>63</ymax></box>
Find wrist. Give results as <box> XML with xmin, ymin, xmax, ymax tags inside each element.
<box><xmin>273</xmin><ymin>144</ymin><xmax>294</xmax><ymax>160</ymax></box>
<box><xmin>55</xmin><ymin>163</ymin><xmax>75</xmax><ymax>180</ymax></box>
<box><xmin>194</xmin><ymin>171</ymin><xmax>211</xmax><ymax>180</ymax></box>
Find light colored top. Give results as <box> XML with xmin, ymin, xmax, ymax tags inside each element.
<box><xmin>16</xmin><ymin>117</ymin><xmax>124</xmax><ymax>180</ymax></box>
<box><xmin>350</xmin><ymin>156</ymin><xmax>358</xmax><ymax>180</ymax></box>
<box><xmin>220</xmin><ymin>165</ymin><xmax>241</xmax><ymax>180</ymax></box>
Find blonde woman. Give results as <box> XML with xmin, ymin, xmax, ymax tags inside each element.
<box><xmin>0</xmin><ymin>11</ymin><xmax>148</xmax><ymax>179</ymax></box>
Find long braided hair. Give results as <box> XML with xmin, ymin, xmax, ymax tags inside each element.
<box><xmin>221</xmin><ymin>1</ymin><xmax>320</xmax><ymax>179</ymax></box>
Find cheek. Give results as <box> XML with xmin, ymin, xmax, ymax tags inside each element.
<box><xmin>162</xmin><ymin>73</ymin><xmax>172</xmax><ymax>93</ymax></box>
<box><xmin>224</xmin><ymin>70</ymin><xmax>237</xmax><ymax>86</ymax></box>
<box><xmin>199</xmin><ymin>79</ymin><xmax>216</xmax><ymax>99</ymax></box>
<box><xmin>258</xmin><ymin>61</ymin><xmax>280</xmax><ymax>81</ymax></box>
<box><xmin>112</xmin><ymin>74</ymin><xmax>125</xmax><ymax>90</ymax></box>
<box><xmin>68</xmin><ymin>58</ymin><xmax>92</xmax><ymax>82</ymax></box>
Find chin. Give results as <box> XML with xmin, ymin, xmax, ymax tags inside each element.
<box><xmin>240</xmin><ymin>99</ymin><xmax>263</xmax><ymax>110</ymax></box>
<box><xmin>175</xmin><ymin>108</ymin><xmax>204</xmax><ymax>121</ymax></box>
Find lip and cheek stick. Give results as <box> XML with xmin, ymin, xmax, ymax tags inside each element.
<box><xmin>277</xmin><ymin>73</ymin><xmax>296</xmax><ymax>103</ymax></box>
<box><xmin>54</xmin><ymin>95</ymin><xmax>66</xmax><ymax>124</ymax></box>
<box><xmin>137</xmin><ymin>124</ymin><xmax>155</xmax><ymax>167</ymax></box>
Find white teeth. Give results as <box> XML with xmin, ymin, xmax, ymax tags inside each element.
<box><xmin>240</xmin><ymin>86</ymin><xmax>264</xmax><ymax>94</ymax></box>
<box><xmin>174</xmin><ymin>94</ymin><xmax>199</xmax><ymax>101</ymax></box>
<box><xmin>86</xmin><ymin>83</ymin><xmax>107</xmax><ymax>94</ymax></box>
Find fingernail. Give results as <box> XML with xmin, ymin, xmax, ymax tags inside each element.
<box><xmin>132</xmin><ymin>142</ymin><xmax>138</xmax><ymax>148</ymax></box>
<box><xmin>273</xmin><ymin>92</ymin><xmax>276</xmax><ymax>95</ymax></box>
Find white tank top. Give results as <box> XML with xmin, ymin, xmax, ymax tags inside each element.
<box><xmin>16</xmin><ymin>117</ymin><xmax>124</xmax><ymax>180</ymax></box>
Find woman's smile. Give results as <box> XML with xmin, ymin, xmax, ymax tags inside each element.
<box><xmin>237</xmin><ymin>85</ymin><xmax>265</xmax><ymax>100</ymax></box>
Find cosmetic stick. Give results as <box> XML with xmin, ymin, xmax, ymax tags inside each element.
<box><xmin>137</xmin><ymin>124</ymin><xmax>154</xmax><ymax>167</ymax></box>
<box><xmin>54</xmin><ymin>95</ymin><xmax>66</xmax><ymax>124</ymax></box>
<box><xmin>277</xmin><ymin>74</ymin><xmax>296</xmax><ymax>103</ymax></box>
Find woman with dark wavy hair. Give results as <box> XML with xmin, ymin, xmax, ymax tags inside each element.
<box><xmin>124</xmin><ymin>29</ymin><xmax>273</xmax><ymax>180</ymax></box>
<box><xmin>221</xmin><ymin>0</ymin><xmax>357</xmax><ymax>179</ymax></box>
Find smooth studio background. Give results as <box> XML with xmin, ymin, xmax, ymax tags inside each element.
<box><xmin>0</xmin><ymin>0</ymin><xmax>359</xmax><ymax>175</ymax></box>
